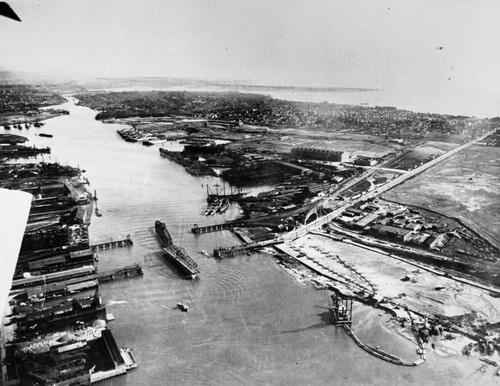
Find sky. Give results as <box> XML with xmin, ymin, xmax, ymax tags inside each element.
<box><xmin>1</xmin><ymin>0</ymin><xmax>500</xmax><ymax>116</ymax></box>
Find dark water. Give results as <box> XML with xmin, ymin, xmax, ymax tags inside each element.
<box><xmin>7</xmin><ymin>98</ymin><xmax>474</xmax><ymax>385</ymax></box>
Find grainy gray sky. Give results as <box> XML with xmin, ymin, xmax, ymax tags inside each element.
<box><xmin>1</xmin><ymin>0</ymin><xmax>499</xmax><ymax>114</ymax></box>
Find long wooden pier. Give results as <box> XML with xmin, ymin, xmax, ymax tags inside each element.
<box><xmin>92</xmin><ymin>236</ymin><xmax>133</xmax><ymax>251</ymax></box>
<box><xmin>97</xmin><ymin>264</ymin><xmax>143</xmax><ymax>282</ymax></box>
<box><xmin>213</xmin><ymin>239</ymin><xmax>279</xmax><ymax>258</ymax></box>
<box><xmin>191</xmin><ymin>222</ymin><xmax>238</xmax><ymax>234</ymax></box>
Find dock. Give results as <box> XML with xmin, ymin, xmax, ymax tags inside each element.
<box><xmin>191</xmin><ymin>222</ymin><xmax>238</xmax><ymax>234</ymax></box>
<box><xmin>213</xmin><ymin>238</ymin><xmax>278</xmax><ymax>258</ymax></box>
<box><xmin>92</xmin><ymin>236</ymin><xmax>133</xmax><ymax>251</ymax></box>
<box><xmin>97</xmin><ymin>264</ymin><xmax>143</xmax><ymax>282</ymax></box>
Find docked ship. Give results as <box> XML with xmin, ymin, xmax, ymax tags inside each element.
<box><xmin>155</xmin><ymin>220</ymin><xmax>199</xmax><ymax>279</ymax></box>
<box><xmin>155</xmin><ymin>220</ymin><xmax>173</xmax><ymax>247</ymax></box>
<box><xmin>204</xmin><ymin>198</ymin><xmax>229</xmax><ymax>216</ymax></box>
<box><xmin>162</xmin><ymin>245</ymin><xmax>200</xmax><ymax>280</ymax></box>
<box><xmin>206</xmin><ymin>183</ymin><xmax>247</xmax><ymax>203</ymax></box>
<box><xmin>143</xmin><ymin>137</ymin><xmax>167</xmax><ymax>146</ymax></box>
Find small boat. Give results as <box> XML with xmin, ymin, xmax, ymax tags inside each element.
<box><xmin>137</xmin><ymin>134</ymin><xmax>154</xmax><ymax>142</ymax></box>
<box><xmin>205</xmin><ymin>200</ymin><xmax>220</xmax><ymax>216</ymax></box>
<box><xmin>201</xmin><ymin>250</ymin><xmax>210</xmax><ymax>257</ymax></box>
<box><xmin>39</xmin><ymin>133</ymin><xmax>53</xmax><ymax>138</ymax></box>
<box><xmin>177</xmin><ymin>303</ymin><xmax>189</xmax><ymax>312</ymax></box>
<box><xmin>95</xmin><ymin>208</ymin><xmax>102</xmax><ymax>217</ymax></box>
<box><xmin>143</xmin><ymin>137</ymin><xmax>167</xmax><ymax>146</ymax></box>
<box><xmin>218</xmin><ymin>198</ymin><xmax>230</xmax><ymax>214</ymax></box>
<box><xmin>3</xmin><ymin>125</ymin><xmax>10</xmax><ymax>130</ymax></box>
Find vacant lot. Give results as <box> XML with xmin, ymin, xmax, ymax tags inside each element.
<box><xmin>384</xmin><ymin>144</ymin><xmax>500</xmax><ymax>250</ymax></box>
<box><xmin>386</xmin><ymin>141</ymin><xmax>457</xmax><ymax>171</ymax></box>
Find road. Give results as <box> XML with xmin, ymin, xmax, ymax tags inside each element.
<box><xmin>282</xmin><ymin>130</ymin><xmax>495</xmax><ymax>242</ymax></box>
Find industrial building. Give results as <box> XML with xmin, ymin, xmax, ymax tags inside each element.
<box><xmin>291</xmin><ymin>147</ymin><xmax>350</xmax><ymax>162</ymax></box>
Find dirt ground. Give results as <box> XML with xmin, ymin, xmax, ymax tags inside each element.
<box><xmin>387</xmin><ymin>141</ymin><xmax>458</xmax><ymax>171</ymax></box>
<box><xmin>276</xmin><ymin>233</ymin><xmax>500</xmax><ymax>384</ymax></box>
<box><xmin>384</xmin><ymin>144</ymin><xmax>500</xmax><ymax>250</ymax></box>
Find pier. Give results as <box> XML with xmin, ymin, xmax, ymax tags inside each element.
<box><xmin>213</xmin><ymin>239</ymin><xmax>278</xmax><ymax>258</ymax></box>
<box><xmin>192</xmin><ymin>222</ymin><xmax>238</xmax><ymax>234</ymax></box>
<box><xmin>92</xmin><ymin>235</ymin><xmax>133</xmax><ymax>251</ymax></box>
<box><xmin>97</xmin><ymin>264</ymin><xmax>143</xmax><ymax>282</ymax></box>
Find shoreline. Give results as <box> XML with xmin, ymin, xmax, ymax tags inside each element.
<box><xmin>270</xmin><ymin>230</ymin><xmax>500</xmax><ymax>372</ymax></box>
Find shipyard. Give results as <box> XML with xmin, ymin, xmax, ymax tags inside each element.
<box><xmin>0</xmin><ymin>78</ymin><xmax>499</xmax><ymax>385</ymax></box>
<box><xmin>1</xmin><ymin>2</ymin><xmax>500</xmax><ymax>385</ymax></box>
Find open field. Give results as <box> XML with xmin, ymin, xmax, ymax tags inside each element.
<box><xmin>386</xmin><ymin>141</ymin><xmax>458</xmax><ymax>171</ymax></box>
<box><xmin>384</xmin><ymin>144</ymin><xmax>500</xmax><ymax>250</ymax></box>
<box><xmin>231</xmin><ymin>127</ymin><xmax>402</xmax><ymax>157</ymax></box>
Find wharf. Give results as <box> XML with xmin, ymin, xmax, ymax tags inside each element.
<box><xmin>77</xmin><ymin>199</ymin><xmax>94</xmax><ymax>224</ymax></box>
<box><xmin>92</xmin><ymin>236</ymin><xmax>133</xmax><ymax>251</ymax></box>
<box><xmin>192</xmin><ymin>222</ymin><xmax>239</xmax><ymax>234</ymax></box>
<box><xmin>91</xmin><ymin>366</ymin><xmax>126</xmax><ymax>383</ymax></box>
<box><xmin>213</xmin><ymin>238</ymin><xmax>278</xmax><ymax>258</ymax></box>
<box><xmin>97</xmin><ymin>264</ymin><xmax>143</xmax><ymax>282</ymax></box>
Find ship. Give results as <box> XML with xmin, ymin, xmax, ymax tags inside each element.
<box><xmin>155</xmin><ymin>220</ymin><xmax>199</xmax><ymax>279</ymax></box>
<box><xmin>204</xmin><ymin>198</ymin><xmax>229</xmax><ymax>216</ymax></box>
<box><xmin>206</xmin><ymin>183</ymin><xmax>247</xmax><ymax>203</ymax></box>
<box><xmin>143</xmin><ymin>137</ymin><xmax>166</xmax><ymax>146</ymax></box>
<box><xmin>218</xmin><ymin>198</ymin><xmax>230</xmax><ymax>213</ymax></box>
<box><xmin>155</xmin><ymin>220</ymin><xmax>173</xmax><ymax>247</ymax></box>
<box><xmin>162</xmin><ymin>245</ymin><xmax>200</xmax><ymax>280</ymax></box>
